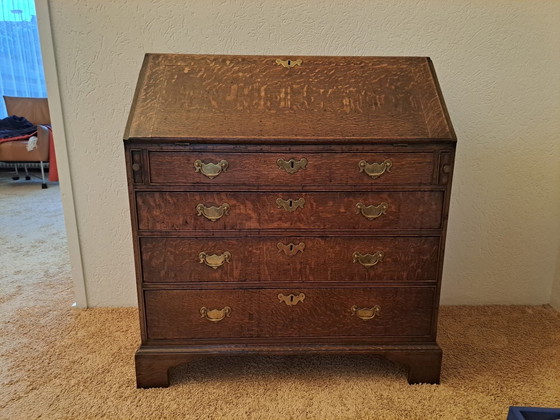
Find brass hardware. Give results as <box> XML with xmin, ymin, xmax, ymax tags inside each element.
<box><xmin>199</xmin><ymin>251</ymin><xmax>231</xmax><ymax>269</ymax></box>
<box><xmin>132</xmin><ymin>163</ymin><xmax>141</xmax><ymax>172</ymax></box>
<box><xmin>352</xmin><ymin>251</ymin><xmax>384</xmax><ymax>268</ymax></box>
<box><xmin>278</xmin><ymin>293</ymin><xmax>306</xmax><ymax>306</ymax></box>
<box><xmin>194</xmin><ymin>159</ymin><xmax>228</xmax><ymax>179</ymax></box>
<box><xmin>277</xmin><ymin>242</ymin><xmax>305</xmax><ymax>256</ymax></box>
<box><xmin>200</xmin><ymin>306</ymin><xmax>231</xmax><ymax>322</ymax></box>
<box><xmin>442</xmin><ymin>164</ymin><xmax>451</xmax><ymax>174</ymax></box>
<box><xmin>351</xmin><ymin>305</ymin><xmax>381</xmax><ymax>320</ymax></box>
<box><xmin>277</xmin><ymin>197</ymin><xmax>305</xmax><ymax>212</ymax></box>
<box><xmin>275</xmin><ymin>58</ymin><xmax>302</xmax><ymax>68</ymax></box>
<box><xmin>356</xmin><ymin>202</ymin><xmax>388</xmax><ymax>220</ymax></box>
<box><xmin>196</xmin><ymin>203</ymin><xmax>230</xmax><ymax>222</ymax></box>
<box><xmin>358</xmin><ymin>159</ymin><xmax>392</xmax><ymax>179</ymax></box>
<box><xmin>277</xmin><ymin>158</ymin><xmax>308</xmax><ymax>174</ymax></box>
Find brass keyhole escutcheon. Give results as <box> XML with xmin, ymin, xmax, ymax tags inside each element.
<box><xmin>277</xmin><ymin>197</ymin><xmax>305</xmax><ymax>212</ymax></box>
<box><xmin>278</xmin><ymin>293</ymin><xmax>306</xmax><ymax>306</ymax></box>
<box><xmin>277</xmin><ymin>158</ymin><xmax>307</xmax><ymax>174</ymax></box>
<box><xmin>275</xmin><ymin>58</ymin><xmax>302</xmax><ymax>68</ymax></box>
<box><xmin>277</xmin><ymin>242</ymin><xmax>305</xmax><ymax>256</ymax></box>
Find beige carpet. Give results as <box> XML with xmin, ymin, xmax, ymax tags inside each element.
<box><xmin>1</xmin><ymin>172</ymin><xmax>559</xmax><ymax>420</ymax></box>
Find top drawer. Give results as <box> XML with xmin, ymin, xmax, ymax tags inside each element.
<box><xmin>148</xmin><ymin>152</ymin><xmax>435</xmax><ymax>186</ymax></box>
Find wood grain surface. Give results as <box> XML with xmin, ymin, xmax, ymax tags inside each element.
<box><xmin>135</xmin><ymin>191</ymin><xmax>444</xmax><ymax>231</ymax></box>
<box><xmin>148</xmin><ymin>151</ymin><xmax>435</xmax><ymax>185</ymax></box>
<box><xmin>144</xmin><ymin>287</ymin><xmax>435</xmax><ymax>340</ymax></box>
<box><xmin>140</xmin><ymin>236</ymin><xmax>440</xmax><ymax>283</ymax></box>
<box><xmin>124</xmin><ymin>54</ymin><xmax>455</xmax><ymax>142</ymax></box>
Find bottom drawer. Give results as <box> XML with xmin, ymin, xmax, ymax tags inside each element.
<box><xmin>144</xmin><ymin>287</ymin><xmax>435</xmax><ymax>340</ymax></box>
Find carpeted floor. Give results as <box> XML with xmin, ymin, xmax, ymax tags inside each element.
<box><xmin>1</xmin><ymin>171</ymin><xmax>559</xmax><ymax>420</ymax></box>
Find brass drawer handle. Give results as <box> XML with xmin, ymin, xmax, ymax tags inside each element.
<box><xmin>275</xmin><ymin>58</ymin><xmax>302</xmax><ymax>68</ymax></box>
<box><xmin>277</xmin><ymin>197</ymin><xmax>305</xmax><ymax>212</ymax></box>
<box><xmin>200</xmin><ymin>306</ymin><xmax>231</xmax><ymax>322</ymax></box>
<box><xmin>196</xmin><ymin>203</ymin><xmax>230</xmax><ymax>222</ymax></box>
<box><xmin>353</xmin><ymin>251</ymin><xmax>384</xmax><ymax>268</ymax></box>
<box><xmin>194</xmin><ymin>159</ymin><xmax>228</xmax><ymax>179</ymax></box>
<box><xmin>277</xmin><ymin>242</ymin><xmax>305</xmax><ymax>256</ymax></box>
<box><xmin>359</xmin><ymin>159</ymin><xmax>392</xmax><ymax>179</ymax></box>
<box><xmin>277</xmin><ymin>158</ymin><xmax>308</xmax><ymax>174</ymax></box>
<box><xmin>356</xmin><ymin>202</ymin><xmax>388</xmax><ymax>220</ymax></box>
<box><xmin>351</xmin><ymin>305</ymin><xmax>381</xmax><ymax>320</ymax></box>
<box><xmin>278</xmin><ymin>293</ymin><xmax>306</xmax><ymax>306</ymax></box>
<box><xmin>199</xmin><ymin>251</ymin><xmax>231</xmax><ymax>269</ymax></box>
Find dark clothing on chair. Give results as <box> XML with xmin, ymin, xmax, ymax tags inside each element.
<box><xmin>0</xmin><ymin>116</ymin><xmax>37</xmax><ymax>140</ymax></box>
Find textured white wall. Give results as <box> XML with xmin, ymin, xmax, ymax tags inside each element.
<box><xmin>47</xmin><ymin>0</ymin><xmax>560</xmax><ymax>307</ymax></box>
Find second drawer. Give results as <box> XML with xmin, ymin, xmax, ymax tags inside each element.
<box><xmin>140</xmin><ymin>236</ymin><xmax>440</xmax><ymax>283</ymax></box>
<box><xmin>136</xmin><ymin>190</ymin><xmax>444</xmax><ymax>231</ymax></box>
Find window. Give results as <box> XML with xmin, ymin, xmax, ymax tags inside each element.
<box><xmin>0</xmin><ymin>0</ymin><xmax>47</xmax><ymax>117</ymax></box>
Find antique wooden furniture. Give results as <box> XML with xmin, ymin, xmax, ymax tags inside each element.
<box><xmin>124</xmin><ymin>54</ymin><xmax>456</xmax><ymax>388</ymax></box>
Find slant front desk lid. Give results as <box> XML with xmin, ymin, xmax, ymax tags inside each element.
<box><xmin>124</xmin><ymin>54</ymin><xmax>456</xmax><ymax>143</ymax></box>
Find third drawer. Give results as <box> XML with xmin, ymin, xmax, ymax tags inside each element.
<box><xmin>140</xmin><ymin>236</ymin><xmax>440</xmax><ymax>283</ymax></box>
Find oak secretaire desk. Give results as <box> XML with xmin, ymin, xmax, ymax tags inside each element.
<box><xmin>123</xmin><ymin>54</ymin><xmax>456</xmax><ymax>388</ymax></box>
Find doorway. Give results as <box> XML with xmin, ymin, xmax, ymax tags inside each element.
<box><xmin>0</xmin><ymin>0</ymin><xmax>87</xmax><ymax>307</ymax></box>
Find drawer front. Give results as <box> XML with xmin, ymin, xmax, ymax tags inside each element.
<box><xmin>148</xmin><ymin>152</ymin><xmax>435</xmax><ymax>186</ymax></box>
<box><xmin>136</xmin><ymin>191</ymin><xmax>444</xmax><ymax>231</ymax></box>
<box><xmin>144</xmin><ymin>287</ymin><xmax>435</xmax><ymax>340</ymax></box>
<box><xmin>141</xmin><ymin>236</ymin><xmax>440</xmax><ymax>283</ymax></box>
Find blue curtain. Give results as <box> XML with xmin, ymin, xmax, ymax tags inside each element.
<box><xmin>0</xmin><ymin>0</ymin><xmax>47</xmax><ymax>117</ymax></box>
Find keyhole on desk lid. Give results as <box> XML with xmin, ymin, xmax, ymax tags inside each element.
<box><xmin>289</xmin><ymin>244</ymin><xmax>294</xmax><ymax>252</ymax></box>
<box><xmin>288</xmin><ymin>199</ymin><xmax>294</xmax><ymax>208</ymax></box>
<box><xmin>290</xmin><ymin>160</ymin><xmax>295</xmax><ymax>170</ymax></box>
<box><xmin>287</xmin><ymin>60</ymin><xmax>292</xmax><ymax>66</ymax></box>
<box><xmin>289</xmin><ymin>295</ymin><xmax>295</xmax><ymax>304</ymax></box>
